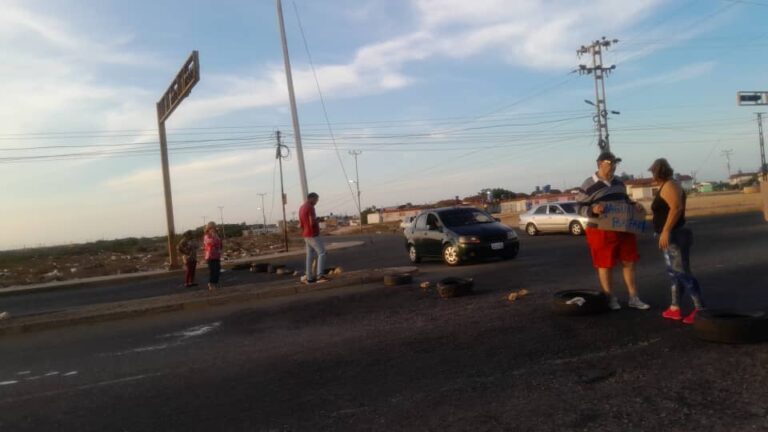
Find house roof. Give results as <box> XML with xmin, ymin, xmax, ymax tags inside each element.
<box><xmin>624</xmin><ymin>178</ymin><xmax>656</xmax><ymax>187</ymax></box>
<box><xmin>729</xmin><ymin>172</ymin><xmax>757</xmax><ymax>179</ymax></box>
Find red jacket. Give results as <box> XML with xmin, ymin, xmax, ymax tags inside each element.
<box><xmin>299</xmin><ymin>201</ymin><xmax>320</xmax><ymax>238</ymax></box>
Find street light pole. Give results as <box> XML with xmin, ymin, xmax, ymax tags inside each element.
<box><xmin>276</xmin><ymin>131</ymin><xmax>290</xmax><ymax>252</ymax></box>
<box><xmin>256</xmin><ymin>193</ymin><xmax>268</xmax><ymax>235</ymax></box>
<box><xmin>349</xmin><ymin>150</ymin><xmax>362</xmax><ymax>232</ymax></box>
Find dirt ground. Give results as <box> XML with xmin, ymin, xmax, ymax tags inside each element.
<box><xmin>0</xmin><ymin>232</ymin><xmax>305</xmax><ymax>288</ymax></box>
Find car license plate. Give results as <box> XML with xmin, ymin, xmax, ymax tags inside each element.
<box><xmin>491</xmin><ymin>242</ymin><xmax>504</xmax><ymax>250</ymax></box>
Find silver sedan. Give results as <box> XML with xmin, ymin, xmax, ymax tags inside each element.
<box><xmin>518</xmin><ymin>202</ymin><xmax>589</xmax><ymax>236</ymax></box>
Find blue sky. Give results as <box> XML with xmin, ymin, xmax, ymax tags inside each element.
<box><xmin>2</xmin><ymin>0</ymin><xmax>767</xmax><ymax>249</ymax></box>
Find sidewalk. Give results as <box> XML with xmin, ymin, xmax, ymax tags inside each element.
<box><xmin>0</xmin><ymin>240</ymin><xmax>365</xmax><ymax>298</ymax></box>
<box><xmin>0</xmin><ymin>265</ymin><xmax>419</xmax><ymax>336</ymax></box>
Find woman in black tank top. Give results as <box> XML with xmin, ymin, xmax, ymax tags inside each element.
<box><xmin>649</xmin><ymin>158</ymin><xmax>703</xmax><ymax>324</ymax></box>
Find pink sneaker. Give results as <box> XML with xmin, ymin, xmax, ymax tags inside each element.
<box><xmin>662</xmin><ymin>307</ymin><xmax>682</xmax><ymax>320</ymax></box>
<box><xmin>682</xmin><ymin>309</ymin><xmax>699</xmax><ymax>325</ymax></box>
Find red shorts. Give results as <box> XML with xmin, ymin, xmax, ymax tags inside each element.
<box><xmin>585</xmin><ymin>227</ymin><xmax>640</xmax><ymax>268</ymax></box>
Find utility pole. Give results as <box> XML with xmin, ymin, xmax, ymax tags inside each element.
<box><xmin>577</xmin><ymin>37</ymin><xmax>618</xmax><ymax>153</ymax></box>
<box><xmin>256</xmin><ymin>193</ymin><xmax>268</xmax><ymax>235</ymax></box>
<box><xmin>348</xmin><ymin>150</ymin><xmax>363</xmax><ymax>233</ymax></box>
<box><xmin>757</xmin><ymin>112</ymin><xmax>767</xmax><ymax>181</ymax></box>
<box><xmin>276</xmin><ymin>131</ymin><xmax>290</xmax><ymax>252</ymax></box>
<box><xmin>276</xmin><ymin>0</ymin><xmax>309</xmax><ymax>200</ymax></box>
<box><xmin>217</xmin><ymin>206</ymin><xmax>225</xmax><ymax>240</ymax></box>
<box><xmin>721</xmin><ymin>149</ymin><xmax>734</xmax><ymax>179</ymax></box>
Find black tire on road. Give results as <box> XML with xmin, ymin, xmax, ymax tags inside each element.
<box><xmin>230</xmin><ymin>263</ymin><xmax>251</xmax><ymax>271</ymax></box>
<box><xmin>276</xmin><ymin>267</ymin><xmax>294</xmax><ymax>275</ymax></box>
<box><xmin>251</xmin><ymin>263</ymin><xmax>269</xmax><ymax>273</ymax></box>
<box><xmin>552</xmin><ymin>289</ymin><xmax>610</xmax><ymax>316</ymax></box>
<box><xmin>437</xmin><ymin>277</ymin><xmax>474</xmax><ymax>298</ymax></box>
<box><xmin>267</xmin><ymin>264</ymin><xmax>285</xmax><ymax>274</ymax></box>
<box><xmin>693</xmin><ymin>310</ymin><xmax>768</xmax><ymax>344</ymax></box>
<box><xmin>408</xmin><ymin>244</ymin><xmax>421</xmax><ymax>264</ymax></box>
<box><xmin>569</xmin><ymin>221</ymin><xmax>584</xmax><ymax>236</ymax></box>
<box><xmin>384</xmin><ymin>273</ymin><xmax>413</xmax><ymax>286</ymax></box>
<box><xmin>526</xmin><ymin>223</ymin><xmax>538</xmax><ymax>236</ymax></box>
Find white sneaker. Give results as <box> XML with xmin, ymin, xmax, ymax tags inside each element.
<box><xmin>628</xmin><ymin>296</ymin><xmax>650</xmax><ymax>310</ymax></box>
<box><xmin>608</xmin><ymin>296</ymin><xmax>621</xmax><ymax>311</ymax></box>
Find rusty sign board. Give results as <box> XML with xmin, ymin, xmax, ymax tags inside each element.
<box><xmin>156</xmin><ymin>50</ymin><xmax>200</xmax><ymax>122</ymax></box>
<box><xmin>737</xmin><ymin>91</ymin><xmax>768</xmax><ymax>106</ymax></box>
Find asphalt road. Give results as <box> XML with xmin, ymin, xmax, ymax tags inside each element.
<box><xmin>0</xmin><ymin>235</ymin><xmax>413</xmax><ymax>317</ymax></box>
<box><xmin>1</xmin><ymin>212</ymin><xmax>767</xmax><ymax>431</ymax></box>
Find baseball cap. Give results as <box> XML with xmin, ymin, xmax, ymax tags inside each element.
<box><xmin>597</xmin><ymin>151</ymin><xmax>622</xmax><ymax>163</ymax></box>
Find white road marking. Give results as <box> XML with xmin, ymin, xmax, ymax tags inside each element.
<box><xmin>62</xmin><ymin>371</ymin><xmax>78</xmax><ymax>377</ymax></box>
<box><xmin>44</xmin><ymin>372</ymin><xmax>59</xmax><ymax>377</ymax></box>
<box><xmin>101</xmin><ymin>322</ymin><xmax>221</xmax><ymax>357</ymax></box>
<box><xmin>0</xmin><ymin>372</ymin><xmax>166</xmax><ymax>404</ymax></box>
<box><xmin>16</xmin><ymin>371</ymin><xmax>30</xmax><ymax>376</ymax></box>
<box><xmin>0</xmin><ymin>381</ymin><xmax>18</xmax><ymax>386</ymax></box>
<box><xmin>163</xmin><ymin>322</ymin><xmax>221</xmax><ymax>339</ymax></box>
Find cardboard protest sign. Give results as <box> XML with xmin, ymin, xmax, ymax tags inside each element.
<box><xmin>596</xmin><ymin>202</ymin><xmax>652</xmax><ymax>234</ymax></box>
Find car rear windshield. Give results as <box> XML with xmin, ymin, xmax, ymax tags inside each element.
<box><xmin>559</xmin><ymin>203</ymin><xmax>576</xmax><ymax>213</ymax></box>
<box><xmin>438</xmin><ymin>209</ymin><xmax>494</xmax><ymax>227</ymax></box>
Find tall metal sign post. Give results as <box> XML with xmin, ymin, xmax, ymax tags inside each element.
<box><xmin>156</xmin><ymin>51</ymin><xmax>200</xmax><ymax>269</ymax></box>
<box><xmin>738</xmin><ymin>91</ymin><xmax>768</xmax><ymax>221</ymax></box>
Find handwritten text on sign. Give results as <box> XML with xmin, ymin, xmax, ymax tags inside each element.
<box><xmin>596</xmin><ymin>202</ymin><xmax>651</xmax><ymax>234</ymax></box>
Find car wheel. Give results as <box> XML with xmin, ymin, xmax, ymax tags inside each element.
<box><xmin>442</xmin><ymin>244</ymin><xmax>461</xmax><ymax>266</ymax></box>
<box><xmin>569</xmin><ymin>221</ymin><xmax>584</xmax><ymax>236</ymax></box>
<box><xmin>408</xmin><ymin>244</ymin><xmax>421</xmax><ymax>264</ymax></box>
<box><xmin>525</xmin><ymin>223</ymin><xmax>538</xmax><ymax>236</ymax></box>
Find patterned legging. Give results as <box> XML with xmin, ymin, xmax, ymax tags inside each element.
<box><xmin>661</xmin><ymin>228</ymin><xmax>703</xmax><ymax>309</ymax></box>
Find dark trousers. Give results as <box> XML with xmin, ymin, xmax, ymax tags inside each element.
<box><xmin>184</xmin><ymin>260</ymin><xmax>197</xmax><ymax>285</ymax></box>
<box><xmin>207</xmin><ymin>259</ymin><xmax>221</xmax><ymax>284</ymax></box>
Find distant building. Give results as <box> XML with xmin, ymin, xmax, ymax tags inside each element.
<box><xmin>625</xmin><ymin>178</ymin><xmax>658</xmax><ymax>200</ymax></box>
<box><xmin>499</xmin><ymin>191</ymin><xmax>580</xmax><ymax>213</ymax></box>
<box><xmin>675</xmin><ymin>174</ymin><xmax>694</xmax><ymax>192</ymax></box>
<box><xmin>729</xmin><ymin>172</ymin><xmax>757</xmax><ymax>186</ymax></box>
<box><xmin>695</xmin><ymin>182</ymin><xmax>714</xmax><ymax>193</ymax></box>
<box><xmin>367</xmin><ymin>212</ymin><xmax>383</xmax><ymax>224</ymax></box>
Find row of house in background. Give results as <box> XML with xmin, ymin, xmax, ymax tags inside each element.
<box><xmin>365</xmin><ymin>171</ymin><xmax>765</xmax><ymax>225</ymax></box>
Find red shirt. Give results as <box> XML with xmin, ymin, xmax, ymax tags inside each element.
<box><xmin>204</xmin><ymin>233</ymin><xmax>222</xmax><ymax>260</ymax></box>
<box><xmin>299</xmin><ymin>201</ymin><xmax>320</xmax><ymax>238</ymax></box>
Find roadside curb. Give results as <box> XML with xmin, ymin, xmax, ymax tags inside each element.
<box><xmin>0</xmin><ymin>266</ymin><xmax>418</xmax><ymax>336</ymax></box>
<box><xmin>0</xmin><ymin>240</ymin><xmax>365</xmax><ymax>298</ymax></box>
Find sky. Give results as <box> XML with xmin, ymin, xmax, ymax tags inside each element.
<box><xmin>2</xmin><ymin>0</ymin><xmax>767</xmax><ymax>249</ymax></box>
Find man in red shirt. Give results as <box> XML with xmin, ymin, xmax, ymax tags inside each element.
<box><xmin>299</xmin><ymin>192</ymin><xmax>328</xmax><ymax>284</ymax></box>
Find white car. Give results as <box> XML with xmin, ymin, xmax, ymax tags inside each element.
<box><xmin>400</xmin><ymin>216</ymin><xmax>416</xmax><ymax>229</ymax></box>
<box><xmin>518</xmin><ymin>202</ymin><xmax>589</xmax><ymax>236</ymax></box>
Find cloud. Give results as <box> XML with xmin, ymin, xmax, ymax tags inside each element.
<box><xmin>105</xmin><ymin>152</ymin><xmax>275</xmax><ymax>190</ymax></box>
<box><xmin>612</xmin><ymin>62</ymin><xmax>716</xmax><ymax>92</ymax></box>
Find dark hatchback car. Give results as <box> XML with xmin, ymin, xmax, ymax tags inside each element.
<box><xmin>404</xmin><ymin>207</ymin><xmax>519</xmax><ymax>265</ymax></box>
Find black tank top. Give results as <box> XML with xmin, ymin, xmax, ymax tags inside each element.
<box><xmin>651</xmin><ymin>181</ymin><xmax>686</xmax><ymax>234</ymax></box>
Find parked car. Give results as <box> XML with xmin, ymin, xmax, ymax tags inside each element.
<box><xmin>400</xmin><ymin>216</ymin><xmax>415</xmax><ymax>229</ymax></box>
<box><xmin>518</xmin><ymin>202</ymin><xmax>588</xmax><ymax>236</ymax></box>
<box><xmin>404</xmin><ymin>207</ymin><xmax>519</xmax><ymax>265</ymax></box>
